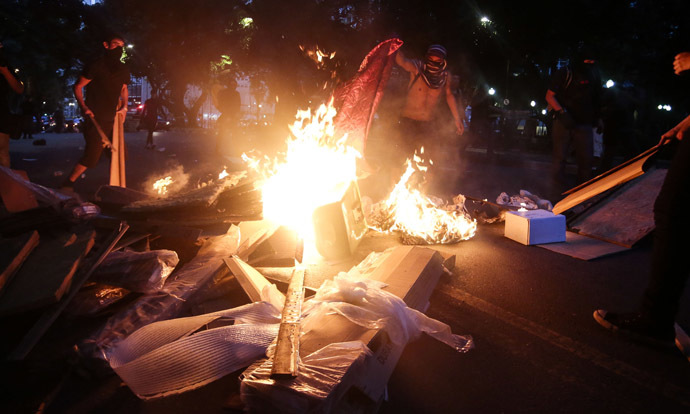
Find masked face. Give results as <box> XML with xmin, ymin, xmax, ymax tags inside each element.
<box><xmin>106</xmin><ymin>46</ymin><xmax>123</xmax><ymax>65</ymax></box>
<box><xmin>425</xmin><ymin>55</ymin><xmax>445</xmax><ymax>71</ymax></box>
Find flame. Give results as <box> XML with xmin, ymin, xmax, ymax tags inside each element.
<box><xmin>244</xmin><ymin>99</ymin><xmax>359</xmax><ymax>238</ymax></box>
<box><xmin>218</xmin><ymin>168</ymin><xmax>230</xmax><ymax>180</ymax></box>
<box><xmin>153</xmin><ymin>176</ymin><xmax>174</xmax><ymax>195</ymax></box>
<box><xmin>373</xmin><ymin>152</ymin><xmax>477</xmax><ymax>244</ymax></box>
<box><xmin>299</xmin><ymin>45</ymin><xmax>336</xmax><ymax>69</ymax></box>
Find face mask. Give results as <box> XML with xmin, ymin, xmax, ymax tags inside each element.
<box><xmin>425</xmin><ymin>58</ymin><xmax>445</xmax><ymax>71</ymax></box>
<box><xmin>106</xmin><ymin>46</ymin><xmax>123</xmax><ymax>64</ymax></box>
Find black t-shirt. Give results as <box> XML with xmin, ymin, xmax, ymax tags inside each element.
<box><xmin>549</xmin><ymin>64</ymin><xmax>601</xmax><ymax>125</ymax></box>
<box><xmin>82</xmin><ymin>56</ymin><xmax>129</xmax><ymax>119</ymax></box>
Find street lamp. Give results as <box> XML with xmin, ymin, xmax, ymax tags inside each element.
<box><xmin>605</xmin><ymin>79</ymin><xmax>615</xmax><ymax>88</ymax></box>
<box><xmin>530</xmin><ymin>100</ymin><xmax>536</xmax><ymax>107</ymax></box>
<box><xmin>488</xmin><ymin>88</ymin><xmax>496</xmax><ymax>96</ymax></box>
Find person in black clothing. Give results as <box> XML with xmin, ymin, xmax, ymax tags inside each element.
<box><xmin>20</xmin><ymin>97</ymin><xmax>35</xmax><ymax>139</ymax></box>
<box><xmin>545</xmin><ymin>48</ymin><xmax>603</xmax><ymax>192</ymax></box>
<box><xmin>0</xmin><ymin>41</ymin><xmax>24</xmax><ymax>168</ymax></box>
<box><xmin>62</xmin><ymin>33</ymin><xmax>129</xmax><ymax>189</ymax></box>
<box><xmin>214</xmin><ymin>86</ymin><xmax>240</xmax><ymax>155</ymax></box>
<box><xmin>141</xmin><ymin>92</ymin><xmax>161</xmax><ymax>149</ymax></box>
<box><xmin>594</xmin><ymin>51</ymin><xmax>690</xmax><ymax>351</ymax></box>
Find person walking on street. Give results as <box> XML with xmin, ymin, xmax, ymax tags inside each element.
<box><xmin>594</xmin><ymin>51</ymin><xmax>690</xmax><ymax>353</ymax></box>
<box><xmin>141</xmin><ymin>92</ymin><xmax>161</xmax><ymax>149</ymax></box>
<box><xmin>62</xmin><ymin>33</ymin><xmax>129</xmax><ymax>189</ymax></box>
<box><xmin>546</xmin><ymin>46</ymin><xmax>603</xmax><ymax>193</ymax></box>
<box><xmin>0</xmin><ymin>41</ymin><xmax>24</xmax><ymax>168</ymax></box>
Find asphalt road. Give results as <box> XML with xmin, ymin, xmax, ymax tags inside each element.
<box><xmin>4</xmin><ymin>129</ymin><xmax>690</xmax><ymax>413</ymax></box>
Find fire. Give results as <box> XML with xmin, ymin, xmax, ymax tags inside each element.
<box><xmin>218</xmin><ymin>168</ymin><xmax>230</xmax><ymax>180</ymax></box>
<box><xmin>299</xmin><ymin>45</ymin><xmax>336</xmax><ymax>69</ymax></box>
<box><xmin>153</xmin><ymin>176</ymin><xmax>174</xmax><ymax>195</ymax></box>
<box><xmin>371</xmin><ymin>152</ymin><xmax>477</xmax><ymax>244</ymax></box>
<box><xmin>243</xmin><ymin>99</ymin><xmax>359</xmax><ymax>238</ymax></box>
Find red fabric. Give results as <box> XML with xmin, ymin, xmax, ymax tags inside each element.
<box><xmin>333</xmin><ymin>38</ymin><xmax>403</xmax><ymax>154</ymax></box>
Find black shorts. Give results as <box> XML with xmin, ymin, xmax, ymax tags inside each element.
<box><xmin>80</xmin><ymin>116</ymin><xmax>114</xmax><ymax>168</ymax></box>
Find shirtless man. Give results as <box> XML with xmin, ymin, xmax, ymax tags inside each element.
<box><xmin>393</xmin><ymin>44</ymin><xmax>464</xmax><ymax>170</ymax></box>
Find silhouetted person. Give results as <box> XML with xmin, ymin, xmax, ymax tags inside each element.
<box><xmin>20</xmin><ymin>96</ymin><xmax>35</xmax><ymax>139</ymax></box>
<box><xmin>141</xmin><ymin>92</ymin><xmax>161</xmax><ymax>149</ymax></box>
<box><xmin>594</xmin><ymin>51</ymin><xmax>690</xmax><ymax>352</ymax></box>
<box><xmin>0</xmin><ymin>41</ymin><xmax>24</xmax><ymax>167</ymax></box>
<box><xmin>215</xmin><ymin>86</ymin><xmax>240</xmax><ymax>155</ymax></box>
<box><xmin>546</xmin><ymin>46</ymin><xmax>602</xmax><ymax>192</ymax></box>
<box><xmin>62</xmin><ymin>33</ymin><xmax>129</xmax><ymax>189</ymax></box>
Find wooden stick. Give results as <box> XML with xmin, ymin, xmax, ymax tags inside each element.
<box><xmin>88</xmin><ymin>114</ymin><xmax>114</xmax><ymax>149</ymax></box>
<box><xmin>271</xmin><ymin>267</ymin><xmax>305</xmax><ymax>377</ymax></box>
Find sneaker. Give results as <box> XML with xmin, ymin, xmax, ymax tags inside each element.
<box><xmin>593</xmin><ymin>309</ymin><xmax>676</xmax><ymax>348</ymax></box>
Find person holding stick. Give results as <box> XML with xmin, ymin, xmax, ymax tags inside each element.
<box><xmin>594</xmin><ymin>51</ymin><xmax>690</xmax><ymax>353</ymax></box>
<box><xmin>62</xmin><ymin>33</ymin><xmax>129</xmax><ymax>189</ymax></box>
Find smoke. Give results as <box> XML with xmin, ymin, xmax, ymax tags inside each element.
<box><xmin>143</xmin><ymin>162</ymin><xmax>191</xmax><ymax>197</ymax></box>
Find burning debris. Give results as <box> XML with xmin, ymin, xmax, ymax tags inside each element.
<box><xmin>368</xmin><ymin>152</ymin><xmax>477</xmax><ymax>245</ymax></box>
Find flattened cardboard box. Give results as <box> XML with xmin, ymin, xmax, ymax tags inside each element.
<box><xmin>505</xmin><ymin>210</ymin><xmax>566</xmax><ymax>245</ymax></box>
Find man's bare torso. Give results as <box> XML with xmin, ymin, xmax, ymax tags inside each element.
<box><xmin>401</xmin><ymin>73</ymin><xmax>446</xmax><ymax>121</ymax></box>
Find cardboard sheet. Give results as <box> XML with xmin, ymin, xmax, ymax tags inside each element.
<box><xmin>537</xmin><ymin>231</ymin><xmax>629</xmax><ymax>261</ymax></box>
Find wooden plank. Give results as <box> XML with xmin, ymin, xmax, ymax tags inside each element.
<box><xmin>0</xmin><ymin>230</ymin><xmax>96</xmax><ymax>315</ymax></box>
<box><xmin>248</xmin><ymin>226</ymin><xmax>303</xmax><ymax>267</ymax></box>
<box><xmin>8</xmin><ymin>222</ymin><xmax>129</xmax><ymax>360</ymax></box>
<box><xmin>568</xmin><ymin>168</ymin><xmax>666</xmax><ymax>248</ymax></box>
<box><xmin>552</xmin><ymin>144</ymin><xmax>660</xmax><ymax>215</ymax></box>
<box><xmin>94</xmin><ymin>185</ymin><xmax>150</xmax><ymax>207</ymax></box>
<box><xmin>223</xmin><ymin>256</ymin><xmax>274</xmax><ymax>303</ymax></box>
<box><xmin>0</xmin><ymin>230</ymin><xmax>40</xmax><ymax>296</ymax></box>
<box><xmin>236</xmin><ymin>221</ymin><xmax>279</xmax><ymax>261</ymax></box>
<box><xmin>271</xmin><ymin>268</ymin><xmax>305</xmax><ymax>377</ymax></box>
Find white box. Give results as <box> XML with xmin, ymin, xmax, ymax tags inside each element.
<box><xmin>504</xmin><ymin>209</ymin><xmax>566</xmax><ymax>245</ymax></box>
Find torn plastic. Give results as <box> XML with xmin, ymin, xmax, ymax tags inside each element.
<box><xmin>91</xmin><ymin>249</ymin><xmax>179</xmax><ymax>293</ymax></box>
<box><xmin>107</xmin><ymin>301</ymin><xmax>281</xmax><ymax>399</ymax></box>
<box><xmin>496</xmin><ymin>189</ymin><xmax>553</xmax><ymax>212</ymax></box>
<box><xmin>240</xmin><ymin>341</ymin><xmax>372</xmax><ymax>414</ymax></box>
<box><xmin>301</xmin><ymin>272</ymin><xmax>473</xmax><ymax>351</ymax></box>
<box><xmin>79</xmin><ymin>228</ymin><xmax>240</xmax><ymax>359</ymax></box>
<box><xmin>65</xmin><ymin>283</ymin><xmax>130</xmax><ymax>317</ymax></box>
<box><xmin>241</xmin><ymin>262</ymin><xmax>473</xmax><ymax>412</ymax></box>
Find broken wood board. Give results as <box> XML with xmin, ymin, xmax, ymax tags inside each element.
<box><xmin>553</xmin><ymin>144</ymin><xmax>661</xmax><ymax>215</ymax></box>
<box><xmin>272</xmin><ymin>268</ymin><xmax>305</xmax><ymax>377</ymax></box>
<box><xmin>0</xmin><ymin>230</ymin><xmax>96</xmax><ymax>315</ymax></box>
<box><xmin>0</xmin><ymin>230</ymin><xmax>40</xmax><ymax>296</ymax></box>
<box><xmin>223</xmin><ymin>256</ymin><xmax>276</xmax><ymax>303</ymax></box>
<box><xmin>121</xmin><ymin>172</ymin><xmax>249</xmax><ymax>213</ymax></box>
<box><xmin>0</xmin><ymin>169</ymin><xmax>39</xmax><ymax>212</ymax></box>
<box><xmin>9</xmin><ymin>223</ymin><xmax>129</xmax><ymax>360</ymax></box>
<box><xmin>241</xmin><ymin>246</ymin><xmax>446</xmax><ymax>410</ymax></box>
<box><xmin>248</xmin><ymin>226</ymin><xmax>303</xmax><ymax>267</ymax></box>
<box><xmin>236</xmin><ymin>221</ymin><xmax>280</xmax><ymax>261</ymax></box>
<box><xmin>568</xmin><ymin>168</ymin><xmax>666</xmax><ymax>248</ymax></box>
<box><xmin>537</xmin><ymin>231</ymin><xmax>629</xmax><ymax>261</ymax></box>
<box><xmin>94</xmin><ymin>185</ymin><xmax>151</xmax><ymax>207</ymax></box>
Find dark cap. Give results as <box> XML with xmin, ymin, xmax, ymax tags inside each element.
<box><xmin>426</xmin><ymin>44</ymin><xmax>447</xmax><ymax>59</ymax></box>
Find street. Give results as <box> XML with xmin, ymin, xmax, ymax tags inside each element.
<box><xmin>5</xmin><ymin>128</ymin><xmax>690</xmax><ymax>413</ymax></box>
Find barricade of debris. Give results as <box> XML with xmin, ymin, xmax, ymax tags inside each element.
<box><xmin>0</xmin><ymin>166</ymin><xmax>472</xmax><ymax>413</ymax></box>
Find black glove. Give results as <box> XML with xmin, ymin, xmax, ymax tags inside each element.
<box><xmin>557</xmin><ymin>110</ymin><xmax>576</xmax><ymax>130</ymax></box>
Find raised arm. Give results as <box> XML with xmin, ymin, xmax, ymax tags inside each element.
<box><xmin>0</xmin><ymin>66</ymin><xmax>24</xmax><ymax>95</ymax></box>
<box><xmin>395</xmin><ymin>49</ymin><xmax>418</xmax><ymax>74</ymax></box>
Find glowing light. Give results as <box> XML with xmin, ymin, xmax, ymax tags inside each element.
<box><xmin>218</xmin><ymin>168</ymin><xmax>229</xmax><ymax>180</ymax></box>
<box><xmin>657</xmin><ymin>105</ymin><xmax>663</xmax><ymax>110</ymax></box>
<box><xmin>299</xmin><ymin>45</ymin><xmax>337</xmax><ymax>70</ymax></box>
<box><xmin>244</xmin><ymin>99</ymin><xmax>359</xmax><ymax>238</ymax></box>
<box><xmin>530</xmin><ymin>101</ymin><xmax>536</xmax><ymax>107</ymax></box>
<box><xmin>488</xmin><ymin>88</ymin><xmax>496</xmax><ymax>95</ymax></box>
<box><xmin>153</xmin><ymin>176</ymin><xmax>174</xmax><ymax>195</ymax></box>
<box><xmin>240</xmin><ymin>17</ymin><xmax>253</xmax><ymax>28</ymax></box>
<box><xmin>127</xmin><ymin>44</ymin><xmax>134</xmax><ymax>49</ymax></box>
<box><xmin>605</xmin><ymin>79</ymin><xmax>615</xmax><ymax>88</ymax></box>
<box><xmin>371</xmin><ymin>151</ymin><xmax>477</xmax><ymax>244</ymax></box>
<box><xmin>541</xmin><ymin>109</ymin><xmax>547</xmax><ymax>115</ymax></box>
<box><xmin>481</xmin><ymin>16</ymin><xmax>491</xmax><ymax>23</ymax></box>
